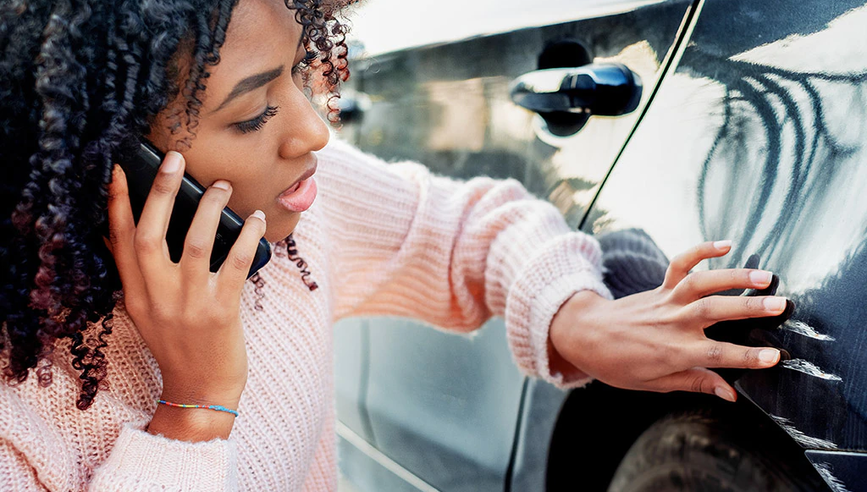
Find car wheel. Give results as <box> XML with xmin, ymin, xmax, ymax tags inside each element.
<box><xmin>608</xmin><ymin>409</ymin><xmax>828</xmax><ymax>492</ymax></box>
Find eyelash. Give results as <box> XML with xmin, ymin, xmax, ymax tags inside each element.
<box><xmin>234</xmin><ymin>105</ymin><xmax>279</xmax><ymax>134</ymax></box>
<box><xmin>232</xmin><ymin>53</ymin><xmax>314</xmax><ymax>134</ymax></box>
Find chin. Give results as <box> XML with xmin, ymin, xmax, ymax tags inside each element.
<box><xmin>263</xmin><ymin>213</ymin><xmax>301</xmax><ymax>243</ymax></box>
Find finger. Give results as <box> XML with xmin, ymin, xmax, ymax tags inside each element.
<box><xmin>179</xmin><ymin>180</ymin><xmax>233</xmax><ymax>283</ymax></box>
<box><xmin>216</xmin><ymin>210</ymin><xmax>267</xmax><ymax>294</ymax></box>
<box><xmin>689</xmin><ymin>340</ymin><xmax>781</xmax><ymax>369</ymax></box>
<box><xmin>644</xmin><ymin>367</ymin><xmax>737</xmax><ymax>402</ymax></box>
<box><xmin>106</xmin><ymin>165</ymin><xmax>145</xmax><ymax>296</ymax></box>
<box><xmin>686</xmin><ymin>295</ymin><xmax>788</xmax><ymax>326</ymax></box>
<box><xmin>134</xmin><ymin>151</ymin><xmax>184</xmax><ymax>269</ymax></box>
<box><xmin>662</xmin><ymin>240</ymin><xmax>732</xmax><ymax>290</ymax></box>
<box><xmin>672</xmin><ymin>268</ymin><xmax>774</xmax><ymax>303</ymax></box>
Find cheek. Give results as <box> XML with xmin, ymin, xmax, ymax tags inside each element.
<box><xmin>221</xmin><ymin>172</ymin><xmax>273</xmax><ymax>218</ymax></box>
<box><xmin>182</xmin><ymin>149</ymin><xmax>267</xmax><ymax>214</ymax></box>
<box><xmin>183</xmin><ymin>141</ymin><xmax>258</xmax><ymax>193</ymax></box>
<box><xmin>160</xmin><ymin>125</ymin><xmax>300</xmax><ymax>238</ymax></box>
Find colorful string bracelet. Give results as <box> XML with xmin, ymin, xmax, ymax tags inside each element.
<box><xmin>157</xmin><ymin>399</ymin><xmax>239</xmax><ymax>417</ymax></box>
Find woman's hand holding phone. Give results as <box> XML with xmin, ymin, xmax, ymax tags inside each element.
<box><xmin>106</xmin><ymin>151</ymin><xmax>266</xmax><ymax>442</ymax></box>
<box><xmin>549</xmin><ymin>240</ymin><xmax>785</xmax><ymax>402</ymax></box>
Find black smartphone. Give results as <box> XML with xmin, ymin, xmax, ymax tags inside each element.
<box><xmin>118</xmin><ymin>140</ymin><xmax>271</xmax><ymax>279</ymax></box>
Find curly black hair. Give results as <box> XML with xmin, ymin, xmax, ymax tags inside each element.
<box><xmin>0</xmin><ymin>0</ymin><xmax>352</xmax><ymax>410</ymax></box>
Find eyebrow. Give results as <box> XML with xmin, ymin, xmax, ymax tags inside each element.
<box><xmin>213</xmin><ymin>65</ymin><xmax>285</xmax><ymax>113</ymax></box>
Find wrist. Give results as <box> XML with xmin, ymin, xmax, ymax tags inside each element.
<box><xmin>147</xmin><ymin>402</ymin><xmax>237</xmax><ymax>442</ymax></box>
<box><xmin>549</xmin><ymin>290</ymin><xmax>611</xmax><ymax>375</ymax></box>
<box><xmin>159</xmin><ymin>381</ymin><xmax>245</xmax><ymax>410</ymax></box>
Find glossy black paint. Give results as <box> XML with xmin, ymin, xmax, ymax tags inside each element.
<box><xmin>336</xmin><ymin>1</ymin><xmax>695</xmax><ymax>490</ymax></box>
<box><xmin>338</xmin><ymin>0</ymin><xmax>867</xmax><ymax>489</ymax></box>
<box><xmin>584</xmin><ymin>0</ymin><xmax>867</xmax><ymax>488</ymax></box>
<box><xmin>806</xmin><ymin>450</ymin><xmax>867</xmax><ymax>492</ymax></box>
<box><xmin>345</xmin><ymin>0</ymin><xmax>693</xmax><ymax>225</ymax></box>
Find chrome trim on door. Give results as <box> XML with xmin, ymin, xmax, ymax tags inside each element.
<box><xmin>337</xmin><ymin>421</ymin><xmax>441</xmax><ymax>492</ymax></box>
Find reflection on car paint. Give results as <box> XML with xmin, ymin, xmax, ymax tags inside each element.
<box><xmin>587</xmin><ymin>0</ymin><xmax>867</xmax><ymax>456</ymax></box>
<box><xmin>348</xmin><ymin>1</ymin><xmax>695</xmax><ymax>229</ymax></box>
<box><xmin>337</xmin><ymin>1</ymin><xmax>697</xmax><ymax>490</ymax></box>
<box><xmin>694</xmin><ymin>54</ymin><xmax>867</xmax><ymax>278</ymax></box>
<box><xmin>346</xmin><ymin>0</ymin><xmax>668</xmax><ymax>57</ymax></box>
<box><xmin>338</xmin><ymin>0</ymin><xmax>867</xmax><ymax>489</ymax></box>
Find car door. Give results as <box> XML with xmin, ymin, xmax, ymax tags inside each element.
<box><xmin>334</xmin><ymin>0</ymin><xmax>699</xmax><ymax>490</ymax></box>
<box><xmin>581</xmin><ymin>0</ymin><xmax>867</xmax><ymax>489</ymax></box>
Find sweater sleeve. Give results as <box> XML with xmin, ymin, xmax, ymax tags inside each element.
<box><xmin>88</xmin><ymin>424</ymin><xmax>239</xmax><ymax>491</ymax></box>
<box><xmin>0</xmin><ymin>439</ymin><xmax>49</xmax><ymax>492</ymax></box>
<box><xmin>318</xmin><ymin>139</ymin><xmax>612</xmax><ymax>388</ymax></box>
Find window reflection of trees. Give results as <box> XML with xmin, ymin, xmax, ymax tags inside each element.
<box><xmin>694</xmin><ymin>56</ymin><xmax>867</xmax><ymax>268</ymax></box>
<box><xmin>689</xmin><ymin>56</ymin><xmax>867</xmax><ymax>437</ymax></box>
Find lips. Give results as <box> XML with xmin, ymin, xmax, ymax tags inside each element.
<box><xmin>276</xmin><ymin>161</ymin><xmax>318</xmax><ymax>213</ymax></box>
<box><xmin>283</xmin><ymin>180</ymin><xmax>303</xmax><ymax>195</ymax></box>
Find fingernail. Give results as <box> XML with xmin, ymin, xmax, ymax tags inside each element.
<box><xmin>162</xmin><ymin>151</ymin><xmax>183</xmax><ymax>173</ymax></box>
<box><xmin>714</xmin><ymin>387</ymin><xmax>736</xmax><ymax>402</ymax></box>
<box><xmin>714</xmin><ymin>240</ymin><xmax>732</xmax><ymax>250</ymax></box>
<box><xmin>759</xmin><ymin>348</ymin><xmax>780</xmax><ymax>365</ymax></box>
<box><xmin>212</xmin><ymin>180</ymin><xmax>231</xmax><ymax>191</ymax></box>
<box><xmin>763</xmin><ymin>297</ymin><xmax>786</xmax><ymax>312</ymax></box>
<box><xmin>251</xmin><ymin>210</ymin><xmax>266</xmax><ymax>222</ymax></box>
<box><xmin>750</xmin><ymin>270</ymin><xmax>773</xmax><ymax>285</ymax></box>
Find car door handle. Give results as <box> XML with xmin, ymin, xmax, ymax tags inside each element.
<box><xmin>509</xmin><ymin>63</ymin><xmax>643</xmax><ymax>118</ymax></box>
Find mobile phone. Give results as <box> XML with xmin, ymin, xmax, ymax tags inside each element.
<box><xmin>118</xmin><ymin>140</ymin><xmax>271</xmax><ymax>279</ymax></box>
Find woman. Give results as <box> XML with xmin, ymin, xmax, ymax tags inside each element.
<box><xmin>0</xmin><ymin>0</ymin><xmax>787</xmax><ymax>490</ymax></box>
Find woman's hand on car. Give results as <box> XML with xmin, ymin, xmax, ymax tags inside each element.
<box><xmin>106</xmin><ymin>151</ymin><xmax>266</xmax><ymax>440</ymax></box>
<box><xmin>549</xmin><ymin>240</ymin><xmax>783</xmax><ymax>402</ymax></box>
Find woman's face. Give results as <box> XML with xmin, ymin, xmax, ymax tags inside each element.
<box><xmin>147</xmin><ymin>0</ymin><xmax>330</xmax><ymax>242</ymax></box>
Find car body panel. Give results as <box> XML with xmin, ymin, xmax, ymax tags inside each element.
<box><xmin>342</xmin><ymin>0</ymin><xmax>694</xmax><ymax>227</ymax></box>
<box><xmin>805</xmin><ymin>450</ymin><xmax>867</xmax><ymax>492</ymax></box>
<box><xmin>581</xmin><ymin>0</ymin><xmax>867</xmax><ymax>481</ymax></box>
<box><xmin>507</xmin><ymin>378</ymin><xmax>570</xmax><ymax>492</ymax></box>
<box><xmin>334</xmin><ymin>1</ymin><xmax>695</xmax><ymax>490</ymax></box>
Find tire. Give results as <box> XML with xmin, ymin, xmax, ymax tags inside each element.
<box><xmin>608</xmin><ymin>409</ymin><xmax>828</xmax><ymax>492</ymax></box>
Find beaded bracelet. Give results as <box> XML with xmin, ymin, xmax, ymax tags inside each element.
<box><xmin>157</xmin><ymin>399</ymin><xmax>239</xmax><ymax>417</ymax></box>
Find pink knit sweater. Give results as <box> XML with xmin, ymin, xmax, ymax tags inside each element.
<box><xmin>0</xmin><ymin>138</ymin><xmax>610</xmax><ymax>491</ymax></box>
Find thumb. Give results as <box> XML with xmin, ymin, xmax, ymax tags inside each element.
<box><xmin>644</xmin><ymin>367</ymin><xmax>737</xmax><ymax>402</ymax></box>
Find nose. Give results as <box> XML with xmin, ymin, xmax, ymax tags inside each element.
<box><xmin>278</xmin><ymin>90</ymin><xmax>331</xmax><ymax>159</ymax></box>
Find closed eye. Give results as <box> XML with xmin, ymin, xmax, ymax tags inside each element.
<box><xmin>234</xmin><ymin>105</ymin><xmax>279</xmax><ymax>134</ymax></box>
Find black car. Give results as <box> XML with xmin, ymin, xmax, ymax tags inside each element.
<box><xmin>334</xmin><ymin>0</ymin><xmax>867</xmax><ymax>490</ymax></box>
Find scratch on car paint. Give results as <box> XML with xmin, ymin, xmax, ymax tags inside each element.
<box><xmin>815</xmin><ymin>462</ymin><xmax>851</xmax><ymax>492</ymax></box>
<box><xmin>769</xmin><ymin>415</ymin><xmax>838</xmax><ymax>450</ymax></box>
<box><xmin>780</xmin><ymin>320</ymin><xmax>835</xmax><ymax>341</ymax></box>
<box><xmin>779</xmin><ymin>359</ymin><xmax>843</xmax><ymax>382</ymax></box>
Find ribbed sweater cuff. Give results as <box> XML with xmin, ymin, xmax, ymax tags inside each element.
<box><xmin>89</xmin><ymin>423</ymin><xmax>238</xmax><ymax>491</ymax></box>
<box><xmin>505</xmin><ymin>234</ymin><xmax>612</xmax><ymax>389</ymax></box>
